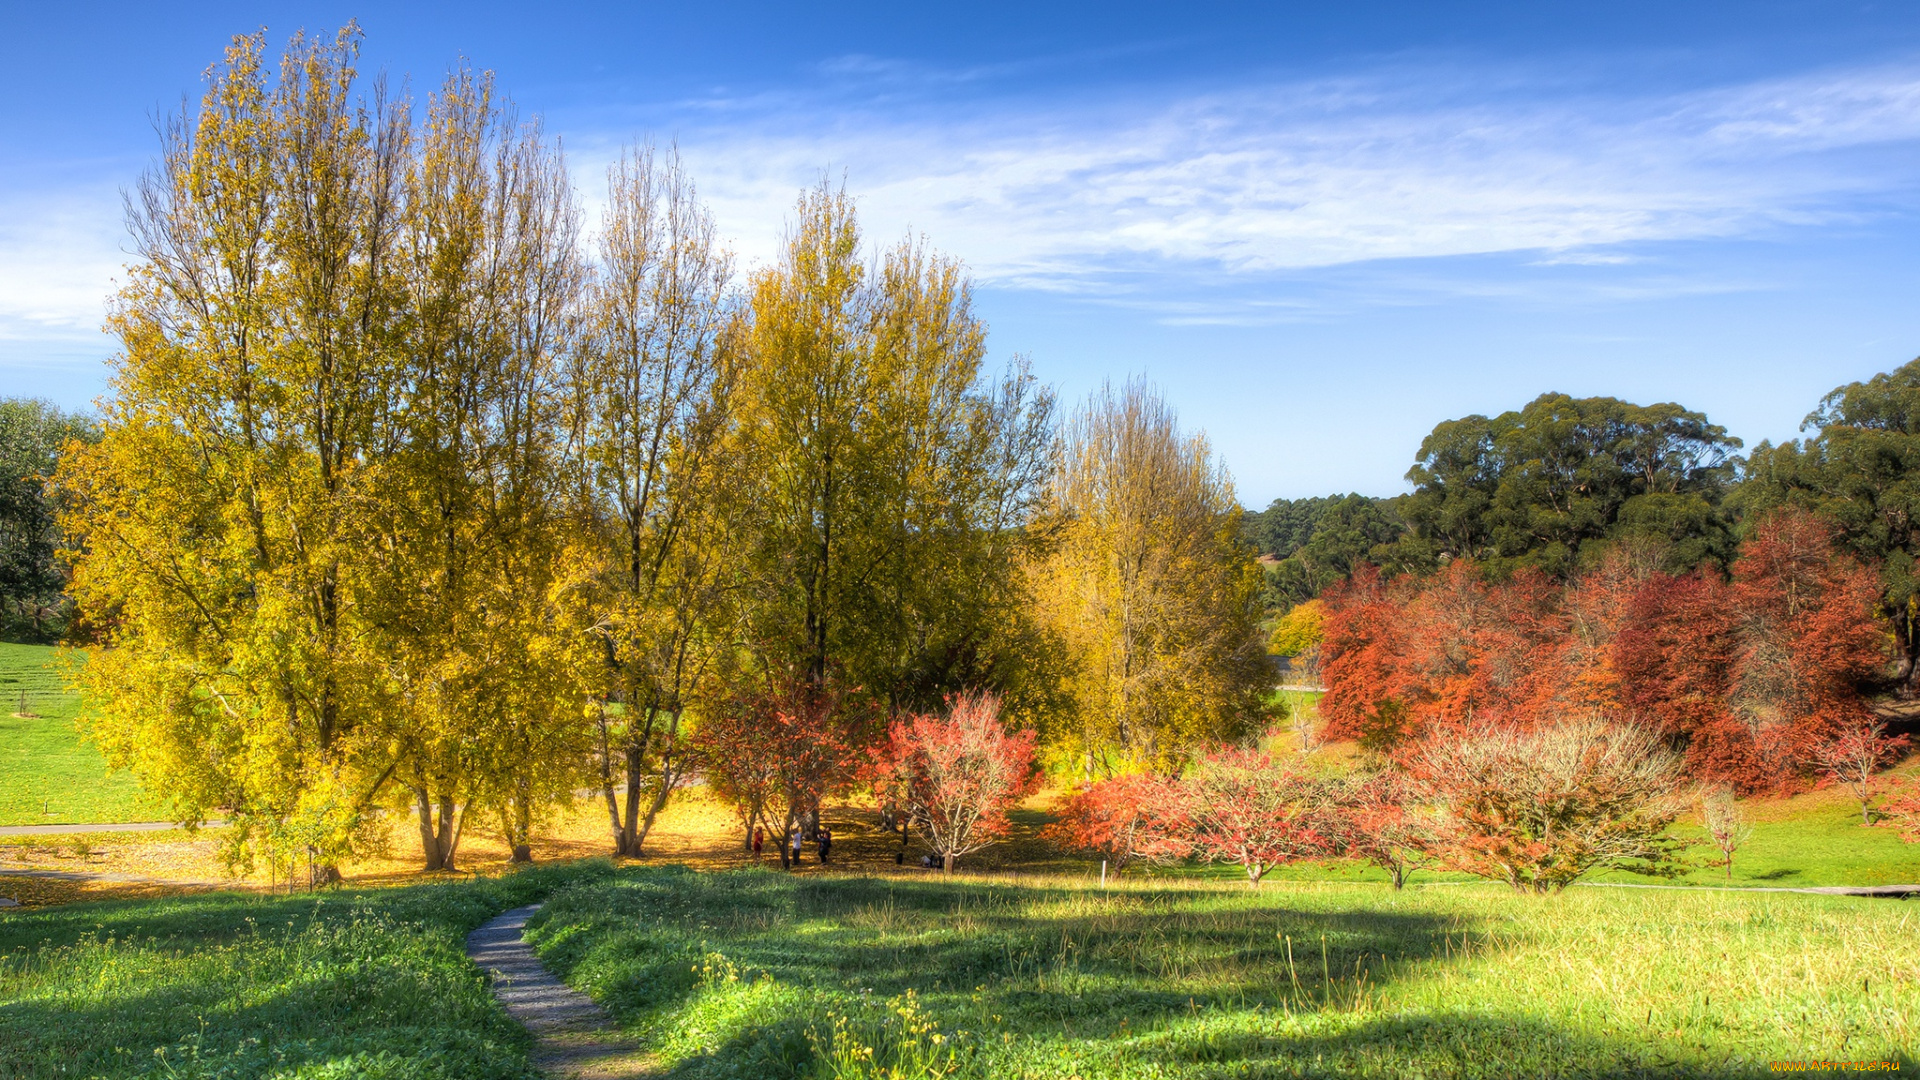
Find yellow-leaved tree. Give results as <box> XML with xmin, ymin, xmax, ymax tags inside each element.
<box><xmin>567</xmin><ymin>144</ymin><xmax>741</xmax><ymax>857</ymax></box>
<box><xmin>1031</xmin><ymin>380</ymin><xmax>1272</xmax><ymax>776</ymax></box>
<box><xmin>60</xmin><ymin>29</ymin><xmax>411</xmax><ymax>880</ymax></box>
<box><xmin>732</xmin><ymin>181</ymin><xmax>1056</xmax><ymax>704</ymax></box>
<box><xmin>61</xmin><ymin>28</ymin><xmax>602</xmax><ymax>877</ymax></box>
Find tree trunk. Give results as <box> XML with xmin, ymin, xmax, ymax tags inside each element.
<box><xmin>416</xmin><ymin>787</ymin><xmax>443</xmax><ymax>872</ymax></box>
<box><xmin>437</xmin><ymin>794</ymin><xmax>459</xmax><ymax>871</ymax></box>
<box><xmin>942</xmin><ymin>852</ymin><xmax>955</xmax><ymax>873</ymax></box>
<box><xmin>619</xmin><ymin>742</ymin><xmax>644</xmax><ymax>856</ymax></box>
<box><xmin>1389</xmin><ymin>863</ymin><xmax>1405</xmax><ymax>891</ymax></box>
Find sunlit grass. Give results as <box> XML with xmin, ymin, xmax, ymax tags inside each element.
<box><xmin>0</xmin><ymin>863</ymin><xmax>610</xmax><ymax>1078</ymax></box>
<box><xmin>526</xmin><ymin>867</ymin><xmax>1920</xmax><ymax>1078</ymax></box>
<box><xmin>0</xmin><ymin>643</ymin><xmax>159</xmax><ymax>827</ymax></box>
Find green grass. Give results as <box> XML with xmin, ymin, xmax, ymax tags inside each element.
<box><xmin>0</xmin><ymin>862</ymin><xmax>612</xmax><ymax>1079</ymax></box>
<box><xmin>523</xmin><ymin>866</ymin><xmax>1919</xmax><ymax>1079</ymax></box>
<box><xmin>2</xmin><ymin>862</ymin><xmax>1914</xmax><ymax>1078</ymax></box>
<box><xmin>0</xmin><ymin>643</ymin><xmax>160</xmax><ymax>826</ymax></box>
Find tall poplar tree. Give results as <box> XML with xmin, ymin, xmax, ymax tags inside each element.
<box><xmin>569</xmin><ymin>144</ymin><xmax>739</xmax><ymax>857</ymax></box>
<box><xmin>1032</xmin><ymin>380</ymin><xmax>1272</xmax><ymax>775</ymax></box>
<box><xmin>61</xmin><ymin>29</ymin><xmax>410</xmax><ymax>876</ymax></box>
<box><xmin>732</xmin><ymin>181</ymin><xmax>1055</xmax><ymax>707</ymax></box>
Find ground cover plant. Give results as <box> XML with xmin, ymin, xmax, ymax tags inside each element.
<box><xmin>525</xmin><ymin>865</ymin><xmax>1920</xmax><ymax>1079</ymax></box>
<box><xmin>0</xmin><ymin>862</ymin><xmax>612</xmax><ymax>1079</ymax></box>
<box><xmin>0</xmin><ymin>643</ymin><xmax>156</xmax><ymax>826</ymax></box>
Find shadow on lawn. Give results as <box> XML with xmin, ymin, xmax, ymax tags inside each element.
<box><xmin>531</xmin><ymin>867</ymin><xmax>1537</xmax><ymax>1078</ymax></box>
<box><xmin>0</xmin><ymin>863</ymin><xmax>612</xmax><ymax>1079</ymax></box>
<box><xmin>1147</xmin><ymin>1012</ymin><xmax>1811</xmax><ymax>1080</ymax></box>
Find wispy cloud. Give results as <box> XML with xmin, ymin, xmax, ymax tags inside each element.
<box><xmin>8</xmin><ymin>56</ymin><xmax>1920</xmax><ymax>351</ymax></box>
<box><xmin>609</xmin><ymin>59</ymin><xmax>1920</xmax><ymax>292</ymax></box>
<box><xmin>0</xmin><ymin>183</ymin><xmax>124</xmax><ymax>345</ymax></box>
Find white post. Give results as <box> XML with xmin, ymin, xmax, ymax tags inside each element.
<box><xmin>1100</xmin><ymin>860</ymin><xmax>1107</xmax><ymax>888</ymax></box>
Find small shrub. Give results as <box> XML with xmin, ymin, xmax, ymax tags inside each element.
<box><xmin>1410</xmin><ymin>718</ymin><xmax>1686</xmax><ymax>893</ymax></box>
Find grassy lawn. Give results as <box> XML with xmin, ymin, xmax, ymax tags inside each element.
<box><xmin>1</xmin><ymin>862</ymin><xmax>1913</xmax><ymax>1078</ymax></box>
<box><xmin>0</xmin><ymin>863</ymin><xmax>608</xmax><ymax>1079</ymax></box>
<box><xmin>524</xmin><ymin>867</ymin><xmax>1916</xmax><ymax>1078</ymax></box>
<box><xmin>0</xmin><ymin>643</ymin><xmax>160</xmax><ymax>827</ymax></box>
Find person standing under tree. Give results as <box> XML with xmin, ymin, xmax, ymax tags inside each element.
<box><xmin>818</xmin><ymin>827</ymin><xmax>832</xmax><ymax>864</ymax></box>
<box><xmin>752</xmin><ymin>828</ymin><xmax>763</xmax><ymax>858</ymax></box>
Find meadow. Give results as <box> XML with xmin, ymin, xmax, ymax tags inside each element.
<box><xmin>0</xmin><ymin>862</ymin><xmax>1913</xmax><ymax>1079</ymax></box>
<box><xmin>0</xmin><ymin>643</ymin><xmax>159</xmax><ymax>827</ymax></box>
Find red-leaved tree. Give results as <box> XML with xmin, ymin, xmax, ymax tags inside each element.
<box><xmin>1409</xmin><ymin>718</ymin><xmax>1685</xmax><ymax>893</ymax></box>
<box><xmin>1726</xmin><ymin>509</ymin><xmax>1888</xmax><ymax>775</ymax></box>
<box><xmin>1878</xmin><ymin>777</ymin><xmax>1920</xmax><ymax>842</ymax></box>
<box><xmin>871</xmin><ymin>691</ymin><xmax>1039</xmax><ymax>872</ymax></box>
<box><xmin>1328</xmin><ymin>769</ymin><xmax>1441</xmax><ymax>890</ymax></box>
<box><xmin>1182</xmin><ymin>749</ymin><xmax>1332</xmax><ymax>887</ymax></box>
<box><xmin>1810</xmin><ymin>716</ymin><xmax>1911</xmax><ymax>825</ymax></box>
<box><xmin>694</xmin><ymin>691</ymin><xmax>787</xmax><ymax>855</ymax></box>
<box><xmin>1318</xmin><ymin>565</ymin><xmax>1409</xmax><ymax>743</ymax></box>
<box><xmin>1041</xmin><ymin>772</ymin><xmax>1191</xmax><ymax>870</ymax></box>
<box><xmin>698</xmin><ymin>675</ymin><xmax>874</xmax><ymax>869</ymax></box>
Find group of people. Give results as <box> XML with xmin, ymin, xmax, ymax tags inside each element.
<box><xmin>746</xmin><ymin>818</ymin><xmax>948</xmax><ymax>869</ymax></box>
<box><xmin>751</xmin><ymin>825</ymin><xmax>832</xmax><ymax>864</ymax></box>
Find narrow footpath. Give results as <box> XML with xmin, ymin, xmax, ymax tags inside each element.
<box><xmin>466</xmin><ymin>904</ymin><xmax>657</xmax><ymax>1079</ymax></box>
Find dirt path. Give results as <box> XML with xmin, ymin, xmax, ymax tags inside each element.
<box><xmin>467</xmin><ymin>904</ymin><xmax>658</xmax><ymax>1079</ymax></box>
<box><xmin>0</xmin><ymin>866</ymin><xmax>227</xmax><ymax>887</ymax></box>
<box><xmin>0</xmin><ymin>820</ymin><xmax>225</xmax><ymax>837</ymax></box>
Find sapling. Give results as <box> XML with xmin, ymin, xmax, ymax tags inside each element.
<box><xmin>1700</xmin><ymin>787</ymin><xmax>1752</xmax><ymax>884</ymax></box>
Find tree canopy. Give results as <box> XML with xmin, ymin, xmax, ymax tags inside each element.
<box><xmin>1394</xmin><ymin>393</ymin><xmax>1741</xmax><ymax>577</ymax></box>
<box><xmin>0</xmin><ymin>399</ymin><xmax>96</xmax><ymax>642</ymax></box>
<box><xmin>1739</xmin><ymin>357</ymin><xmax>1920</xmax><ymax>692</ymax></box>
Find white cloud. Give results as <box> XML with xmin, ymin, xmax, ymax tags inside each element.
<box><xmin>617</xmin><ymin>60</ymin><xmax>1920</xmax><ymax>287</ymax></box>
<box><xmin>9</xmin><ymin>57</ymin><xmax>1920</xmax><ymax>349</ymax></box>
<box><xmin>0</xmin><ymin>183</ymin><xmax>124</xmax><ymax>344</ymax></box>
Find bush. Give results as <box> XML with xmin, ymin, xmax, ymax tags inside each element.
<box><xmin>1409</xmin><ymin>719</ymin><xmax>1686</xmax><ymax>893</ymax></box>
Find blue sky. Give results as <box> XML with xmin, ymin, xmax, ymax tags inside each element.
<box><xmin>5</xmin><ymin>2</ymin><xmax>1920</xmax><ymax>504</ymax></box>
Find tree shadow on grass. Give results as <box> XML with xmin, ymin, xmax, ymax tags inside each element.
<box><xmin>1132</xmin><ymin>1011</ymin><xmax>1843</xmax><ymax>1080</ymax></box>
<box><xmin>533</xmin><ymin>868</ymin><xmax>1493</xmax><ymax>1078</ymax></box>
<box><xmin>0</xmin><ymin>862</ymin><xmax>610</xmax><ymax>1079</ymax></box>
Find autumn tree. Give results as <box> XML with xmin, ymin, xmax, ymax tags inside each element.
<box><xmin>1032</xmin><ymin>381</ymin><xmax>1271</xmax><ymax>774</ymax></box>
<box><xmin>1740</xmin><ymin>358</ymin><xmax>1920</xmax><ymax>693</ymax></box>
<box><xmin>1700</xmin><ymin>787</ymin><xmax>1752</xmax><ymax>883</ymax></box>
<box><xmin>364</xmin><ymin>64</ymin><xmax>595</xmax><ymax>871</ymax></box>
<box><xmin>568</xmin><ymin>143</ymin><xmax>739</xmax><ymax>857</ymax></box>
<box><xmin>731</xmin><ymin>181</ymin><xmax>1055</xmax><ymax>714</ymax></box>
<box><xmin>1318</xmin><ymin>565</ymin><xmax>1409</xmax><ymax>744</ymax></box>
<box><xmin>1878</xmin><ymin>778</ymin><xmax>1920</xmax><ymax>842</ymax></box>
<box><xmin>1040</xmin><ymin>772</ymin><xmax>1190</xmax><ymax>869</ymax></box>
<box><xmin>1182</xmin><ymin>749</ymin><xmax>1332</xmax><ymax>887</ymax></box>
<box><xmin>696</xmin><ymin>674</ymin><xmax>874</xmax><ymax>869</ymax></box>
<box><xmin>60</xmin><ymin>29</ymin><xmax>415</xmax><ymax>877</ymax></box>
<box><xmin>1809</xmin><ymin>716</ymin><xmax>1910</xmax><ymax>826</ymax></box>
<box><xmin>1724</xmin><ymin>509</ymin><xmax>1887</xmax><ymax>776</ymax></box>
<box><xmin>1320</xmin><ymin>560</ymin><xmax>1566</xmax><ymax>747</ymax></box>
<box><xmin>693</xmin><ymin>689</ymin><xmax>788</xmax><ymax>853</ymax></box>
<box><xmin>871</xmin><ymin>691</ymin><xmax>1038</xmax><ymax>871</ymax></box>
<box><xmin>1328</xmin><ymin>769</ymin><xmax>1440</xmax><ymax>890</ymax></box>
<box><xmin>63</xmin><ymin>29</ymin><xmax>603</xmax><ymax>876</ymax></box>
<box><xmin>1410</xmin><ymin>719</ymin><xmax>1685</xmax><ymax>893</ymax></box>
